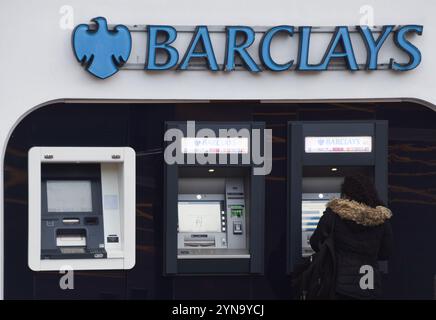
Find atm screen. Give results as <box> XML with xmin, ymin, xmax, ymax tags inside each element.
<box><xmin>302</xmin><ymin>200</ymin><xmax>328</xmax><ymax>232</ymax></box>
<box><xmin>46</xmin><ymin>180</ymin><xmax>93</xmax><ymax>213</ymax></box>
<box><xmin>301</xmin><ymin>200</ymin><xmax>328</xmax><ymax>257</ymax></box>
<box><xmin>178</xmin><ymin>202</ymin><xmax>222</xmax><ymax>233</ymax></box>
<box><xmin>301</xmin><ymin>193</ymin><xmax>340</xmax><ymax>256</ymax></box>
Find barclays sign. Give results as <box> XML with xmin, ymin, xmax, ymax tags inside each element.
<box><xmin>72</xmin><ymin>17</ymin><xmax>423</xmax><ymax>79</ymax></box>
<box><xmin>73</xmin><ymin>17</ymin><xmax>132</xmax><ymax>79</ymax></box>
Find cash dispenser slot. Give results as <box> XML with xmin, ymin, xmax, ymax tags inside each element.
<box><xmin>56</xmin><ymin>229</ymin><xmax>87</xmax><ymax>247</ymax></box>
<box><xmin>184</xmin><ymin>235</ymin><xmax>216</xmax><ymax>247</ymax></box>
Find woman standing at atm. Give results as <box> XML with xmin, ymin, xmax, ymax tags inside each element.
<box><xmin>310</xmin><ymin>175</ymin><xmax>393</xmax><ymax>300</ymax></box>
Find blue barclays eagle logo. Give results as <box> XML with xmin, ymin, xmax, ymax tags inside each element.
<box><xmin>72</xmin><ymin>17</ymin><xmax>132</xmax><ymax>79</ymax></box>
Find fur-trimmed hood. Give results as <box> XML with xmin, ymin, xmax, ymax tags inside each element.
<box><xmin>327</xmin><ymin>198</ymin><xmax>392</xmax><ymax>227</ymax></box>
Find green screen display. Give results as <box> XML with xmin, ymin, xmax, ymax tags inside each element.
<box><xmin>230</xmin><ymin>206</ymin><xmax>244</xmax><ymax>217</ymax></box>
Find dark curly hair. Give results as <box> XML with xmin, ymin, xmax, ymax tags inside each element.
<box><xmin>341</xmin><ymin>174</ymin><xmax>384</xmax><ymax>208</ymax></box>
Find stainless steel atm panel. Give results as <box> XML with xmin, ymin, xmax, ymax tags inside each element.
<box><xmin>177</xmin><ymin>178</ymin><xmax>249</xmax><ymax>259</ymax></box>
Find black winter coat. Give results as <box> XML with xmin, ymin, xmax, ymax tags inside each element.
<box><xmin>310</xmin><ymin>198</ymin><xmax>393</xmax><ymax>299</ymax></box>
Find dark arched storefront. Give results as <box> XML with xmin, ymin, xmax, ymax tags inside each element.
<box><xmin>4</xmin><ymin>101</ymin><xmax>436</xmax><ymax>299</ymax></box>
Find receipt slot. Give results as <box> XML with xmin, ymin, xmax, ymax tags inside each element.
<box><xmin>28</xmin><ymin>147</ymin><xmax>136</xmax><ymax>271</ymax></box>
<box><xmin>164</xmin><ymin>122</ymin><xmax>265</xmax><ymax>274</ymax></box>
<box><xmin>287</xmin><ymin>121</ymin><xmax>388</xmax><ymax>273</ymax></box>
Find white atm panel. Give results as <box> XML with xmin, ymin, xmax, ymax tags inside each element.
<box><xmin>28</xmin><ymin>147</ymin><xmax>136</xmax><ymax>271</ymax></box>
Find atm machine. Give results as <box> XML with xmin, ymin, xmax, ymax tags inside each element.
<box><xmin>164</xmin><ymin>122</ymin><xmax>265</xmax><ymax>274</ymax></box>
<box><xmin>287</xmin><ymin>121</ymin><xmax>388</xmax><ymax>273</ymax></box>
<box><xmin>28</xmin><ymin>147</ymin><xmax>136</xmax><ymax>271</ymax></box>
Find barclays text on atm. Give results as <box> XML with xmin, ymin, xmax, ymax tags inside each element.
<box><xmin>72</xmin><ymin>18</ymin><xmax>423</xmax><ymax>79</ymax></box>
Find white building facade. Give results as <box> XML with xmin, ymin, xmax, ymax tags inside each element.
<box><xmin>0</xmin><ymin>0</ymin><xmax>434</xmax><ymax>299</ymax></box>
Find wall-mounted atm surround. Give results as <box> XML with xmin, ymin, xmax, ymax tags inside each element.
<box><xmin>28</xmin><ymin>147</ymin><xmax>136</xmax><ymax>271</ymax></box>
<box><xmin>287</xmin><ymin>121</ymin><xmax>388</xmax><ymax>273</ymax></box>
<box><xmin>164</xmin><ymin>122</ymin><xmax>265</xmax><ymax>275</ymax></box>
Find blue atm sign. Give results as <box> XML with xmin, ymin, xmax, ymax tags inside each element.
<box><xmin>72</xmin><ymin>17</ymin><xmax>423</xmax><ymax>79</ymax></box>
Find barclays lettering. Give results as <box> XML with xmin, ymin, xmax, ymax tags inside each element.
<box><xmin>72</xmin><ymin>17</ymin><xmax>423</xmax><ymax>79</ymax></box>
